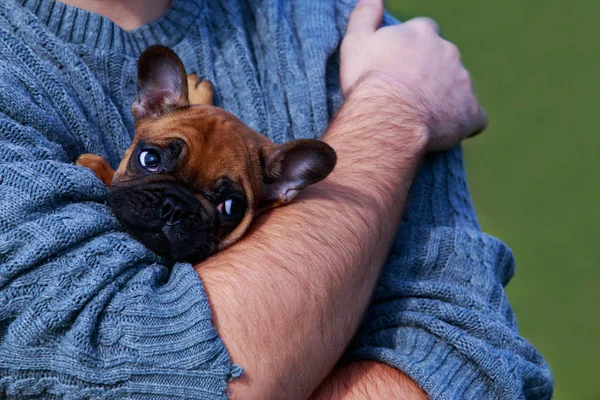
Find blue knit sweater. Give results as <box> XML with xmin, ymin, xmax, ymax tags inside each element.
<box><xmin>0</xmin><ymin>0</ymin><xmax>552</xmax><ymax>398</ymax></box>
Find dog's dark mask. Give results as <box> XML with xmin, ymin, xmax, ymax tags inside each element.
<box><xmin>108</xmin><ymin>180</ymin><xmax>217</xmax><ymax>262</ymax></box>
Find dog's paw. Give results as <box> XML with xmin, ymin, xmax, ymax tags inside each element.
<box><xmin>187</xmin><ymin>74</ymin><xmax>214</xmax><ymax>105</ymax></box>
<box><xmin>76</xmin><ymin>154</ymin><xmax>114</xmax><ymax>186</ymax></box>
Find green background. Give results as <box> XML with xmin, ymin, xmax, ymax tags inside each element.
<box><xmin>386</xmin><ymin>1</ymin><xmax>599</xmax><ymax>399</ymax></box>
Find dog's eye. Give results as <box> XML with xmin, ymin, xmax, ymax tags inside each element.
<box><xmin>216</xmin><ymin>197</ymin><xmax>246</xmax><ymax>218</ymax></box>
<box><xmin>139</xmin><ymin>150</ymin><xmax>161</xmax><ymax>172</ymax></box>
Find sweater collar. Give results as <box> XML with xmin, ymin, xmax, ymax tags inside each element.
<box><xmin>16</xmin><ymin>0</ymin><xmax>203</xmax><ymax>55</ymax></box>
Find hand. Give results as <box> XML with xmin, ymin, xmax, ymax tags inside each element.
<box><xmin>340</xmin><ymin>0</ymin><xmax>487</xmax><ymax>152</ymax></box>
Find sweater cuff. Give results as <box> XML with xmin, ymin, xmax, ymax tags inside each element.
<box><xmin>115</xmin><ymin>262</ymin><xmax>243</xmax><ymax>399</ymax></box>
<box><xmin>346</xmin><ymin>326</ymin><xmax>552</xmax><ymax>400</ymax></box>
<box><xmin>0</xmin><ymin>235</ymin><xmax>242</xmax><ymax>399</ymax></box>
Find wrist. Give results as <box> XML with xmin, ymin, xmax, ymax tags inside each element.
<box><xmin>334</xmin><ymin>72</ymin><xmax>429</xmax><ymax>155</ymax></box>
<box><xmin>322</xmin><ymin>77</ymin><xmax>428</xmax><ymax>197</ymax></box>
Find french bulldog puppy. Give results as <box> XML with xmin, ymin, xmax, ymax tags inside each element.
<box><xmin>77</xmin><ymin>45</ymin><xmax>336</xmax><ymax>263</ymax></box>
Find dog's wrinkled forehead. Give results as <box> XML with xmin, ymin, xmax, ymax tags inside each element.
<box><xmin>128</xmin><ymin>105</ymin><xmax>265</xmax><ymax>189</ymax></box>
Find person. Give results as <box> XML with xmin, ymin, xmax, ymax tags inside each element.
<box><xmin>0</xmin><ymin>0</ymin><xmax>552</xmax><ymax>398</ymax></box>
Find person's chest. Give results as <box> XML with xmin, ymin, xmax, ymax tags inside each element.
<box><xmin>75</xmin><ymin>2</ymin><xmax>345</xmax><ymax>168</ymax></box>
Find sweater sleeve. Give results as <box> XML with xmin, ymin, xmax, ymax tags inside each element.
<box><xmin>0</xmin><ymin>23</ymin><xmax>238</xmax><ymax>400</ymax></box>
<box><xmin>334</xmin><ymin>2</ymin><xmax>553</xmax><ymax>399</ymax></box>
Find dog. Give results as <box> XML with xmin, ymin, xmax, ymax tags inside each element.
<box><xmin>76</xmin><ymin>46</ymin><xmax>336</xmax><ymax>263</ymax></box>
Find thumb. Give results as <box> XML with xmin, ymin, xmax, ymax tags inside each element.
<box><xmin>347</xmin><ymin>0</ymin><xmax>384</xmax><ymax>35</ymax></box>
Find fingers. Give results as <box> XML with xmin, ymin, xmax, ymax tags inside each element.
<box><xmin>347</xmin><ymin>0</ymin><xmax>384</xmax><ymax>35</ymax></box>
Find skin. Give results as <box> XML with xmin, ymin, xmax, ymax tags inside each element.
<box><xmin>311</xmin><ymin>361</ymin><xmax>429</xmax><ymax>400</ymax></box>
<box><xmin>63</xmin><ymin>0</ymin><xmax>487</xmax><ymax>398</ymax></box>
<box><xmin>58</xmin><ymin>0</ymin><xmax>171</xmax><ymax>31</ymax></box>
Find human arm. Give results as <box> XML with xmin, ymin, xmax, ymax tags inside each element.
<box><xmin>316</xmin><ymin>0</ymin><xmax>554</xmax><ymax>398</ymax></box>
<box><xmin>197</xmin><ymin>86</ymin><xmax>425</xmax><ymax>400</ymax></box>
<box><xmin>0</xmin><ymin>7</ymin><xmax>238</xmax><ymax>397</ymax></box>
<box><xmin>195</xmin><ymin>6</ymin><xmax>487</xmax><ymax>400</ymax></box>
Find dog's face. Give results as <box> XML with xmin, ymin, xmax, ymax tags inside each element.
<box><xmin>107</xmin><ymin>46</ymin><xmax>336</xmax><ymax>263</ymax></box>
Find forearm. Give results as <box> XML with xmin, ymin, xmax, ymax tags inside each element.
<box><xmin>310</xmin><ymin>361</ymin><xmax>428</xmax><ymax>400</ymax></box>
<box><xmin>195</xmin><ymin>88</ymin><xmax>426</xmax><ymax>400</ymax></box>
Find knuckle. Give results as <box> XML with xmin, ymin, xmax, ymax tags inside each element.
<box><xmin>413</xmin><ymin>22</ymin><xmax>432</xmax><ymax>35</ymax></box>
<box><xmin>463</xmin><ymin>68</ymin><xmax>472</xmax><ymax>82</ymax></box>
<box><xmin>470</xmin><ymin>101</ymin><xmax>479</xmax><ymax>116</ymax></box>
<box><xmin>411</xmin><ymin>17</ymin><xmax>439</xmax><ymax>36</ymax></box>
<box><xmin>459</xmin><ymin>67</ymin><xmax>472</xmax><ymax>84</ymax></box>
<box><xmin>447</xmin><ymin>42</ymin><xmax>460</xmax><ymax>59</ymax></box>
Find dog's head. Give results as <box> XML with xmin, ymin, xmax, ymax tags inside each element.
<box><xmin>107</xmin><ymin>46</ymin><xmax>336</xmax><ymax>263</ymax></box>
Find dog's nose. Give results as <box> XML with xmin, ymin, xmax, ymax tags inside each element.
<box><xmin>160</xmin><ymin>196</ymin><xmax>187</xmax><ymax>223</ymax></box>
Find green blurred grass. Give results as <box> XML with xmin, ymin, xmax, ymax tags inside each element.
<box><xmin>385</xmin><ymin>1</ymin><xmax>599</xmax><ymax>399</ymax></box>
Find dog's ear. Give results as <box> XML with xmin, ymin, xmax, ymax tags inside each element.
<box><xmin>131</xmin><ymin>45</ymin><xmax>189</xmax><ymax>121</ymax></box>
<box><xmin>261</xmin><ymin>139</ymin><xmax>337</xmax><ymax>206</ymax></box>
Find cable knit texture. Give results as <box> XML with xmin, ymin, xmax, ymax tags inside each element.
<box><xmin>0</xmin><ymin>0</ymin><xmax>552</xmax><ymax>398</ymax></box>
